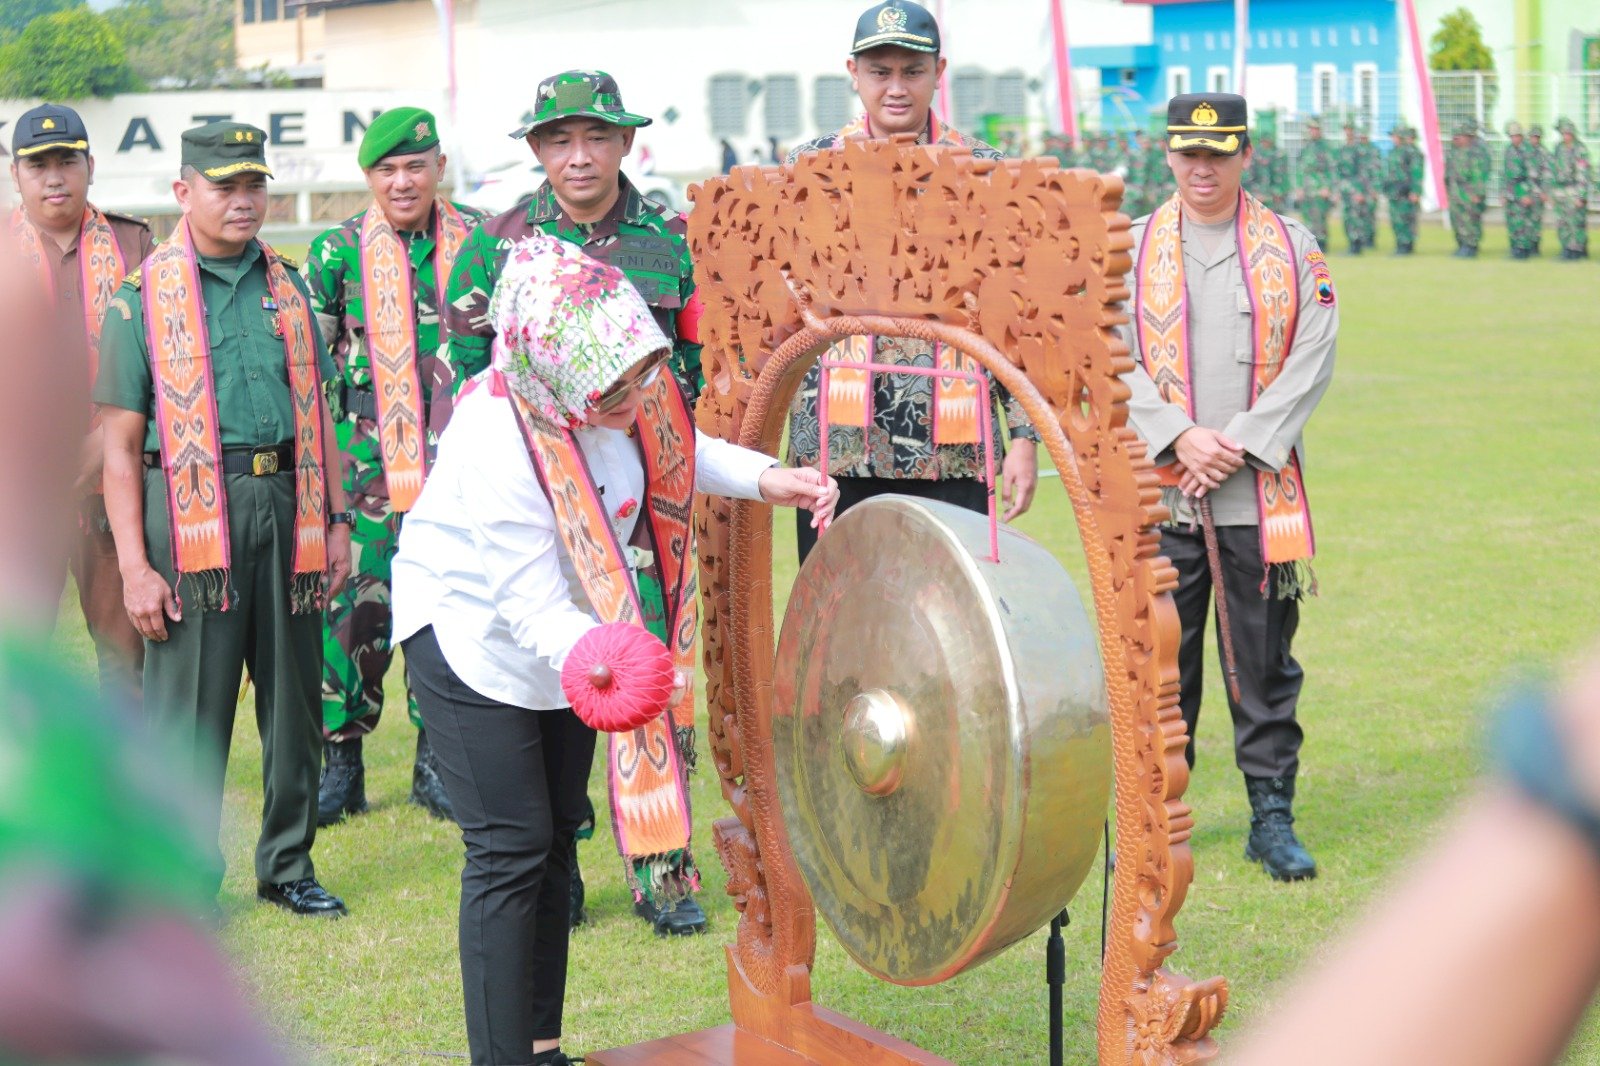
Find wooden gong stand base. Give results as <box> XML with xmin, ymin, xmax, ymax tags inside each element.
<box><xmin>588</xmin><ymin>952</ymin><xmax>947</xmax><ymax>1065</ymax></box>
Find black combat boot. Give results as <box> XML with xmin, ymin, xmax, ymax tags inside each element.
<box><xmin>409</xmin><ymin>728</ymin><xmax>455</xmax><ymax>822</ymax></box>
<box><xmin>317</xmin><ymin>737</ymin><xmax>367</xmax><ymax>827</ymax></box>
<box><xmin>1243</xmin><ymin>775</ymin><xmax>1317</xmax><ymax>882</ymax></box>
<box><xmin>634</xmin><ymin>893</ymin><xmax>709</xmax><ymax>936</ymax></box>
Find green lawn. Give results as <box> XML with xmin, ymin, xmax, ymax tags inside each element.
<box><xmin>53</xmin><ymin>221</ymin><xmax>1600</xmax><ymax>1063</ymax></box>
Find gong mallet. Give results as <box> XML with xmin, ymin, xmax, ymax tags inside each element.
<box><xmin>1047</xmin><ymin>908</ymin><xmax>1069</xmax><ymax>1066</ymax></box>
<box><xmin>1197</xmin><ymin>496</ymin><xmax>1244</xmax><ymax>705</ymax></box>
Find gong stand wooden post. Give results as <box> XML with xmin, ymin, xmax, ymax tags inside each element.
<box><xmin>587</xmin><ymin>139</ymin><xmax>1228</xmax><ymax>1065</ymax></box>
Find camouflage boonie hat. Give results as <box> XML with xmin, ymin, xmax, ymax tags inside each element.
<box><xmin>1556</xmin><ymin>117</ymin><xmax>1577</xmax><ymax>135</ymax></box>
<box><xmin>509</xmin><ymin>70</ymin><xmax>652</xmax><ymax>139</ymax></box>
<box><xmin>1453</xmin><ymin>119</ymin><xmax>1478</xmax><ymax>137</ymax></box>
<box><xmin>1530</xmin><ymin>125</ymin><xmax>1544</xmax><ymax>138</ymax></box>
<box><xmin>1505</xmin><ymin>120</ymin><xmax>1524</xmax><ymax>137</ymax></box>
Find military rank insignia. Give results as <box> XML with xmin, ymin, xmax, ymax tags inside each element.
<box><xmin>1305</xmin><ymin>250</ymin><xmax>1335</xmax><ymax>307</ymax></box>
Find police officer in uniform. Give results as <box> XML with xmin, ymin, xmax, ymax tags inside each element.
<box><xmin>95</xmin><ymin>122</ymin><xmax>353</xmax><ymax>917</ymax></box>
<box><xmin>305</xmin><ymin>107</ymin><xmax>487</xmax><ymax>827</ymax></box>
<box><xmin>442</xmin><ymin>70</ymin><xmax>708</xmax><ymax>937</ymax></box>
<box><xmin>1121</xmin><ymin>94</ymin><xmax>1337</xmax><ymax>882</ymax></box>
<box><xmin>9</xmin><ymin>104</ymin><xmax>154</xmax><ymax>711</ymax></box>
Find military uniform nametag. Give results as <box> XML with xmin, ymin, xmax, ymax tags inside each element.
<box><xmin>611</xmin><ymin>234</ymin><xmax>680</xmax><ymax>279</ymax></box>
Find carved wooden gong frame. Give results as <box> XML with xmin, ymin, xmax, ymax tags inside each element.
<box><xmin>685</xmin><ymin>138</ymin><xmax>1229</xmax><ymax>1064</ymax></box>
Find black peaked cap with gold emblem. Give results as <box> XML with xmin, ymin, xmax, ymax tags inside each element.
<box><xmin>181</xmin><ymin>121</ymin><xmax>274</xmax><ymax>181</ymax></box>
<box><xmin>852</xmin><ymin>0</ymin><xmax>940</xmax><ymax>55</ymax></box>
<box><xmin>13</xmin><ymin>103</ymin><xmax>90</xmax><ymax>158</ymax></box>
<box><xmin>1165</xmin><ymin>92</ymin><xmax>1249</xmax><ymax>156</ymax></box>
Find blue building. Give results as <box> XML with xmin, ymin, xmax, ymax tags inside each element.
<box><xmin>1071</xmin><ymin>0</ymin><xmax>1403</xmax><ymax>136</ymax></box>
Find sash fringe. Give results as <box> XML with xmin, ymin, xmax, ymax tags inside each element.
<box><xmin>1263</xmin><ymin>560</ymin><xmax>1318</xmax><ymax>602</ymax></box>
<box><xmin>180</xmin><ymin>569</ymin><xmax>233</xmax><ymax>614</ymax></box>
<box><xmin>290</xmin><ymin>572</ymin><xmax>327</xmax><ymax>615</ymax></box>
<box><xmin>674</xmin><ymin>724</ymin><xmax>697</xmax><ymax>773</ymax></box>
<box><xmin>629</xmin><ymin>848</ymin><xmax>702</xmax><ymax>907</ymax></box>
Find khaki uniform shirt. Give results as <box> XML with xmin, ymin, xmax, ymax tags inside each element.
<box><xmin>1119</xmin><ymin>211</ymin><xmax>1338</xmax><ymax>525</ymax></box>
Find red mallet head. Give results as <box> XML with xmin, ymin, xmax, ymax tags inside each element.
<box><xmin>560</xmin><ymin>622</ymin><xmax>675</xmax><ymax>732</ymax></box>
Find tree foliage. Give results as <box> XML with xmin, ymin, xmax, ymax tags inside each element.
<box><xmin>0</xmin><ymin>0</ymin><xmax>81</xmax><ymax>40</ymax></box>
<box><xmin>103</xmin><ymin>0</ymin><xmax>235</xmax><ymax>89</ymax></box>
<box><xmin>0</xmin><ymin>8</ymin><xmax>137</xmax><ymax>99</ymax></box>
<box><xmin>1429</xmin><ymin>8</ymin><xmax>1495</xmax><ymax>72</ymax></box>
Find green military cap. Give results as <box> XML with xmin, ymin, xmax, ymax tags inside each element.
<box><xmin>1341</xmin><ymin>118</ymin><xmax>1357</xmax><ymax>131</ymax></box>
<box><xmin>1165</xmin><ymin>92</ymin><xmax>1248</xmax><ymax>155</ymax></box>
<box><xmin>1505</xmin><ymin>120</ymin><xmax>1524</xmax><ymax>137</ymax></box>
<box><xmin>13</xmin><ymin>103</ymin><xmax>89</xmax><ymax>158</ymax></box>
<box><xmin>1530</xmin><ymin>125</ymin><xmax>1544</xmax><ymax>138</ymax></box>
<box><xmin>1305</xmin><ymin>117</ymin><xmax>1323</xmax><ymax>133</ymax></box>
<box><xmin>181</xmin><ymin>121</ymin><xmax>272</xmax><ymax>180</ymax></box>
<box><xmin>1556</xmin><ymin>117</ymin><xmax>1577</xmax><ymax>135</ymax></box>
<box><xmin>508</xmin><ymin>70</ymin><xmax>651</xmax><ymax>140</ymax></box>
<box><xmin>1453</xmin><ymin>119</ymin><xmax>1477</xmax><ymax>137</ymax></box>
<box><xmin>358</xmin><ymin>107</ymin><xmax>440</xmax><ymax>169</ymax></box>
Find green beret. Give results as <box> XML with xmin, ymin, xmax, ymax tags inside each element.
<box><xmin>359</xmin><ymin>107</ymin><xmax>440</xmax><ymax>170</ymax></box>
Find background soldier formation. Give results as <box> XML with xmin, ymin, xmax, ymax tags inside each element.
<box><xmin>1336</xmin><ymin>121</ymin><xmax>1382</xmax><ymax>254</ymax></box>
<box><xmin>1383</xmin><ymin>124</ymin><xmax>1423</xmax><ymax>255</ymax></box>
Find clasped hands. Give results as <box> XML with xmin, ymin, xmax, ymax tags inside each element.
<box><xmin>1174</xmin><ymin>426</ymin><xmax>1246</xmax><ymax>500</ymax></box>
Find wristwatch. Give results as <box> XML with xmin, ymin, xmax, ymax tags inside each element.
<box><xmin>328</xmin><ymin>510</ymin><xmax>355</xmax><ymax>528</ymax></box>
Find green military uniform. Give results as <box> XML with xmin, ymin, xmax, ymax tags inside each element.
<box><xmin>1528</xmin><ymin>126</ymin><xmax>1552</xmax><ymax>254</ymax></box>
<box><xmin>1445</xmin><ymin>121</ymin><xmax>1491</xmax><ymax>257</ymax></box>
<box><xmin>1295</xmin><ymin>121</ymin><xmax>1338</xmax><ymax>247</ymax></box>
<box><xmin>305</xmin><ymin>112</ymin><xmax>487</xmax><ymax>744</ymax></box>
<box><xmin>1336</xmin><ymin>124</ymin><xmax>1381</xmax><ymax>253</ymax></box>
<box><xmin>445</xmin><ymin>73</ymin><xmax>703</xmax><ymax>399</ymax></box>
<box><xmin>93</xmin><ymin>124</ymin><xmax>341</xmax><ymax>899</ymax></box>
<box><xmin>1246</xmin><ymin>134</ymin><xmax>1290</xmax><ymax>211</ymax></box>
<box><xmin>1551</xmin><ymin>118</ymin><xmax>1591</xmax><ymax>260</ymax></box>
<box><xmin>1383</xmin><ymin>125</ymin><xmax>1424</xmax><ymax>255</ymax></box>
<box><xmin>1501</xmin><ymin>123</ymin><xmax>1539</xmax><ymax>258</ymax></box>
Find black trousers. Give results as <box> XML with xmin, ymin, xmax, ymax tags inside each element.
<box><xmin>1161</xmin><ymin>523</ymin><xmax>1305</xmax><ymax>779</ymax></box>
<box><xmin>404</xmin><ymin>627</ymin><xmax>597</xmax><ymax>1065</ymax></box>
<box><xmin>796</xmin><ymin>475</ymin><xmax>990</xmax><ymax>564</ymax></box>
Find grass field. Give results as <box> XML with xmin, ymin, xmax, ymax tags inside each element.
<box><xmin>51</xmin><ymin>221</ymin><xmax>1600</xmax><ymax>1063</ymax></box>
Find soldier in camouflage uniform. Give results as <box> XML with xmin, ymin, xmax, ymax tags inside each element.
<box><xmin>1445</xmin><ymin>120</ymin><xmax>1491</xmax><ymax>257</ymax></box>
<box><xmin>441</xmin><ymin>69</ymin><xmax>707</xmax><ymax>938</ymax></box>
<box><xmin>1528</xmin><ymin>125</ymin><xmax>1552</xmax><ymax>255</ymax></box>
<box><xmin>1336</xmin><ymin>121</ymin><xmax>1380</xmax><ymax>253</ymax></box>
<box><xmin>1383</xmin><ymin>124</ymin><xmax>1424</xmax><ymax>255</ymax></box>
<box><xmin>1501</xmin><ymin>122</ymin><xmax>1539</xmax><ymax>258</ymax></box>
<box><xmin>1295</xmin><ymin>118</ymin><xmax>1338</xmax><ymax>247</ymax></box>
<box><xmin>1551</xmin><ymin>117</ymin><xmax>1591</xmax><ymax>260</ymax></box>
<box><xmin>305</xmin><ymin>108</ymin><xmax>487</xmax><ymax>826</ymax></box>
<box><xmin>1245</xmin><ymin>131</ymin><xmax>1289</xmax><ymax>211</ymax></box>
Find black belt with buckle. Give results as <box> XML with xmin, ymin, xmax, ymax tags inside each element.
<box><xmin>144</xmin><ymin>443</ymin><xmax>295</xmax><ymax>476</ymax></box>
<box><xmin>341</xmin><ymin>385</ymin><xmax>379</xmax><ymax>422</ymax></box>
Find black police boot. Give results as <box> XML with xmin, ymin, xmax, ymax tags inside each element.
<box><xmin>569</xmin><ymin>836</ymin><xmax>587</xmax><ymax>928</ymax></box>
<box><xmin>634</xmin><ymin>893</ymin><xmax>709</xmax><ymax>936</ymax></box>
<box><xmin>317</xmin><ymin>737</ymin><xmax>367</xmax><ymax>827</ymax></box>
<box><xmin>409</xmin><ymin>728</ymin><xmax>455</xmax><ymax>822</ymax></box>
<box><xmin>1243</xmin><ymin>775</ymin><xmax>1317</xmax><ymax>882</ymax></box>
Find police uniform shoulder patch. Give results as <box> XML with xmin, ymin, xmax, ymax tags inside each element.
<box><xmin>1305</xmin><ymin>250</ymin><xmax>1335</xmax><ymax>307</ymax></box>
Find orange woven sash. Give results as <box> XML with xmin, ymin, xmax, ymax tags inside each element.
<box><xmin>144</xmin><ymin>223</ymin><xmax>330</xmax><ymax>612</ymax></box>
<box><xmin>824</xmin><ymin>335</ymin><xmax>981</xmax><ymax>445</ymax></box>
<box><xmin>1135</xmin><ymin>191</ymin><xmax>1315</xmax><ymax>564</ymax></box>
<box><xmin>506</xmin><ymin>373</ymin><xmax>698</xmax><ymax>865</ymax></box>
<box><xmin>11</xmin><ymin>205</ymin><xmax>126</xmax><ymax>396</ymax></box>
<box><xmin>357</xmin><ymin>198</ymin><xmax>469</xmax><ymax>511</ymax></box>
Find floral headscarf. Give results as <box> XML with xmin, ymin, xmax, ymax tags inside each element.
<box><xmin>488</xmin><ymin>235</ymin><xmax>670</xmax><ymax>430</ymax></box>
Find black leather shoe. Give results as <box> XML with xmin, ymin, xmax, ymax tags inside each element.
<box><xmin>569</xmin><ymin>838</ymin><xmax>587</xmax><ymax>929</ymax></box>
<box><xmin>257</xmin><ymin>877</ymin><xmax>348</xmax><ymax>917</ymax></box>
<box><xmin>318</xmin><ymin>738</ymin><xmax>367</xmax><ymax>827</ymax></box>
<box><xmin>634</xmin><ymin>894</ymin><xmax>708</xmax><ymax>936</ymax></box>
<box><xmin>408</xmin><ymin>729</ymin><xmax>455</xmax><ymax>822</ymax></box>
<box><xmin>1243</xmin><ymin>775</ymin><xmax>1317</xmax><ymax>882</ymax></box>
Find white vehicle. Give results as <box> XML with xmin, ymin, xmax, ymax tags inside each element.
<box><xmin>466</xmin><ymin>160</ymin><xmax>684</xmax><ymax>215</ymax></box>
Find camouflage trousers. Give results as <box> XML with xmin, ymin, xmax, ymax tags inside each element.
<box><xmin>1554</xmin><ymin>187</ymin><xmax>1589</xmax><ymax>253</ymax></box>
<box><xmin>1388</xmin><ymin>197</ymin><xmax>1418</xmax><ymax>249</ymax></box>
<box><xmin>1530</xmin><ymin>197</ymin><xmax>1547</xmax><ymax>247</ymax></box>
<box><xmin>1340</xmin><ymin>193</ymin><xmax>1376</xmax><ymax>248</ymax></box>
<box><xmin>1300</xmin><ymin>195</ymin><xmax>1333</xmax><ymax>247</ymax></box>
<box><xmin>1449</xmin><ymin>196</ymin><xmax>1484</xmax><ymax>249</ymax></box>
<box><xmin>322</xmin><ymin>420</ymin><xmax>419</xmax><ymax>740</ymax></box>
<box><xmin>1505</xmin><ymin>197</ymin><xmax>1540</xmax><ymax>254</ymax></box>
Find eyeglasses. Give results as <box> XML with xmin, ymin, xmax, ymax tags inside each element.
<box><xmin>592</xmin><ymin>354</ymin><xmax>668</xmax><ymax>415</ymax></box>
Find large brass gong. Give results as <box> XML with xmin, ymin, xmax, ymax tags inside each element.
<box><xmin>772</xmin><ymin>495</ymin><xmax>1111</xmax><ymax>986</ymax></box>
